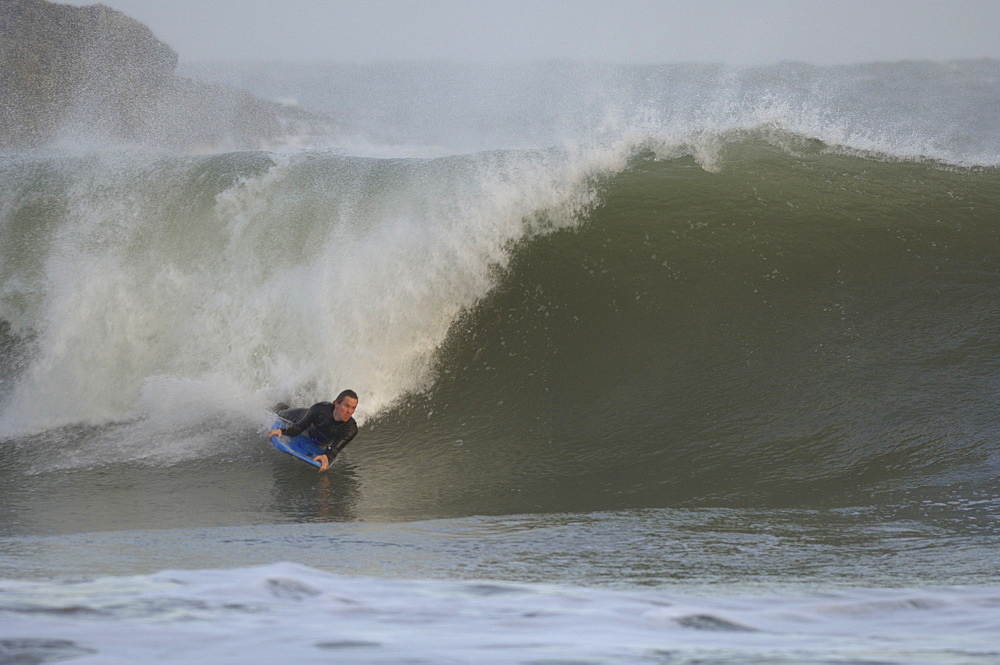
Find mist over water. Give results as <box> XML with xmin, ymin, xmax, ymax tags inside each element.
<box><xmin>182</xmin><ymin>59</ymin><xmax>1000</xmax><ymax>162</ymax></box>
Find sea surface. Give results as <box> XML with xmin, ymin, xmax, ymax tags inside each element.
<box><xmin>1</xmin><ymin>59</ymin><xmax>999</xmax><ymax>664</ymax></box>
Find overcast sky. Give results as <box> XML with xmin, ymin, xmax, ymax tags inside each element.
<box><xmin>62</xmin><ymin>0</ymin><xmax>1000</xmax><ymax>65</ymax></box>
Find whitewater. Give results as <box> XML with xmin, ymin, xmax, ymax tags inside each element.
<box><xmin>2</xmin><ymin>59</ymin><xmax>1000</xmax><ymax>664</ymax></box>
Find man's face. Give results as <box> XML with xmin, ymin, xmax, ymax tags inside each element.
<box><xmin>333</xmin><ymin>396</ymin><xmax>358</xmax><ymax>422</ymax></box>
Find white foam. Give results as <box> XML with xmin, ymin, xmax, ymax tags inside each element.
<box><xmin>0</xmin><ymin>142</ymin><xmax>629</xmax><ymax>444</ymax></box>
<box><xmin>1</xmin><ymin>563</ymin><xmax>997</xmax><ymax>664</ymax></box>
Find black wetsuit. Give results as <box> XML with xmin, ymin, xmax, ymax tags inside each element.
<box><xmin>277</xmin><ymin>402</ymin><xmax>358</xmax><ymax>459</ymax></box>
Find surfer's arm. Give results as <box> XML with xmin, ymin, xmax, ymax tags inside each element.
<box><xmin>312</xmin><ymin>443</ymin><xmax>344</xmax><ymax>473</ymax></box>
<box><xmin>312</xmin><ymin>426</ymin><xmax>358</xmax><ymax>471</ymax></box>
<box><xmin>322</xmin><ymin>424</ymin><xmax>358</xmax><ymax>458</ymax></box>
<box><xmin>312</xmin><ymin>438</ymin><xmax>348</xmax><ymax>470</ymax></box>
<box><xmin>312</xmin><ymin>443</ymin><xmax>346</xmax><ymax>473</ymax></box>
<box><xmin>280</xmin><ymin>423</ymin><xmax>304</xmax><ymax>437</ymax></box>
<box><xmin>280</xmin><ymin>403</ymin><xmax>322</xmax><ymax>438</ymax></box>
<box><xmin>313</xmin><ymin>453</ymin><xmax>332</xmax><ymax>472</ymax></box>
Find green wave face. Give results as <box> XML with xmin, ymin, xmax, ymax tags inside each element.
<box><xmin>370</xmin><ymin>147</ymin><xmax>1000</xmax><ymax>511</ymax></box>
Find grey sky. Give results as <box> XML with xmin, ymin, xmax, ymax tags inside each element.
<box><xmin>62</xmin><ymin>0</ymin><xmax>1000</xmax><ymax>65</ymax></box>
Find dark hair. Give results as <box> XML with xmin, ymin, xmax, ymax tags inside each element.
<box><xmin>336</xmin><ymin>389</ymin><xmax>358</xmax><ymax>403</ymax></box>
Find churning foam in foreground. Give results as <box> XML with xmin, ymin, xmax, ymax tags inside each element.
<box><xmin>1</xmin><ymin>562</ymin><xmax>999</xmax><ymax>665</ymax></box>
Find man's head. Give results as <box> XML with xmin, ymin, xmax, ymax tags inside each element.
<box><xmin>333</xmin><ymin>389</ymin><xmax>358</xmax><ymax>422</ymax></box>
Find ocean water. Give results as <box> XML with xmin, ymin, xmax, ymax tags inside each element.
<box><xmin>1</xmin><ymin>59</ymin><xmax>999</xmax><ymax>663</ymax></box>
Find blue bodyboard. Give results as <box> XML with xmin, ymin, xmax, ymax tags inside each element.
<box><xmin>269</xmin><ymin>420</ymin><xmax>324</xmax><ymax>468</ymax></box>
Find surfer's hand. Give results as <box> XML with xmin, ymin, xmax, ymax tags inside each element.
<box><xmin>313</xmin><ymin>454</ymin><xmax>330</xmax><ymax>472</ymax></box>
<box><xmin>268</xmin><ymin>428</ymin><xmax>283</xmax><ymax>438</ymax></box>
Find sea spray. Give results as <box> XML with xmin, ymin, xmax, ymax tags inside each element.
<box><xmin>182</xmin><ymin>60</ymin><xmax>1000</xmax><ymax>165</ymax></box>
<box><xmin>0</xmin><ymin>143</ymin><xmax>627</xmax><ymax>444</ymax></box>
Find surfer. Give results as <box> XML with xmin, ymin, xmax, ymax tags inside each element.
<box><xmin>268</xmin><ymin>389</ymin><xmax>359</xmax><ymax>472</ymax></box>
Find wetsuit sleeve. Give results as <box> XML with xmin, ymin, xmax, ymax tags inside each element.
<box><xmin>281</xmin><ymin>403</ymin><xmax>321</xmax><ymax>438</ymax></box>
<box><xmin>322</xmin><ymin>420</ymin><xmax>359</xmax><ymax>458</ymax></box>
